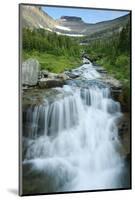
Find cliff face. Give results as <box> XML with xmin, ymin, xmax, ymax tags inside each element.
<box><xmin>21</xmin><ymin>5</ymin><xmax>130</xmax><ymax>39</ymax></box>
<box><xmin>60</xmin><ymin>16</ymin><xmax>83</xmax><ymax>22</ymax></box>
<box><xmin>21</xmin><ymin>5</ymin><xmax>58</xmax><ymax>30</ymax></box>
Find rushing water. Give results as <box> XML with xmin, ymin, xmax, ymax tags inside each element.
<box><xmin>22</xmin><ymin>62</ymin><xmax>128</xmax><ymax>194</ymax></box>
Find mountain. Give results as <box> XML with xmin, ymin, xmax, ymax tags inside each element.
<box><xmin>57</xmin><ymin>14</ymin><xmax>130</xmax><ymax>39</ymax></box>
<box><xmin>21</xmin><ymin>5</ymin><xmax>130</xmax><ymax>39</ymax></box>
<box><xmin>21</xmin><ymin>5</ymin><xmax>58</xmax><ymax>30</ymax></box>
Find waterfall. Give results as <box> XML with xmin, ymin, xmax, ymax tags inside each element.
<box><xmin>23</xmin><ymin>81</ymin><xmax>127</xmax><ymax>193</ymax></box>
<box><xmin>23</xmin><ymin>93</ymin><xmax>82</xmax><ymax>138</ymax></box>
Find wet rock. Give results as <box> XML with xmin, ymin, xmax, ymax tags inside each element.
<box><xmin>22</xmin><ymin>59</ymin><xmax>40</xmax><ymax>86</ymax></box>
<box><xmin>39</xmin><ymin>71</ymin><xmax>59</xmax><ymax>79</ymax></box>
<box><xmin>111</xmin><ymin>89</ymin><xmax>122</xmax><ymax>104</ymax></box>
<box><xmin>22</xmin><ymin>160</ymin><xmax>76</xmax><ymax>194</ymax></box>
<box><xmin>96</xmin><ymin>69</ymin><xmax>107</xmax><ymax>74</ymax></box>
<box><xmin>65</xmin><ymin>71</ymin><xmax>81</xmax><ymax>79</ymax></box>
<box><xmin>65</xmin><ymin>79</ymin><xmax>108</xmax><ymax>89</ymax></box>
<box><xmin>83</xmin><ymin>57</ymin><xmax>91</xmax><ymax>64</ymax></box>
<box><xmin>117</xmin><ymin>112</ymin><xmax>130</xmax><ymax>161</ymax></box>
<box><xmin>38</xmin><ymin>71</ymin><xmax>70</xmax><ymax>88</ymax></box>
<box><xmin>102</xmin><ymin>76</ymin><xmax>122</xmax><ymax>88</ymax></box>
<box><xmin>40</xmin><ymin>70</ymin><xmax>49</xmax><ymax>78</ymax></box>
<box><xmin>105</xmin><ymin>99</ymin><xmax>120</xmax><ymax>114</ymax></box>
<box><xmin>48</xmin><ymin>72</ymin><xmax>58</xmax><ymax>79</ymax></box>
<box><xmin>124</xmin><ymin>153</ymin><xmax>131</xmax><ymax>166</ymax></box>
<box><xmin>111</xmin><ymin>89</ymin><xmax>130</xmax><ymax>113</ymax></box>
<box><xmin>22</xmin><ymin>85</ymin><xmax>28</xmax><ymax>90</ymax></box>
<box><xmin>57</xmin><ymin>73</ymin><xmax>70</xmax><ymax>80</ymax></box>
<box><xmin>22</xmin><ymin>88</ymin><xmax>70</xmax><ymax>108</ymax></box>
<box><xmin>117</xmin><ymin>113</ymin><xmax>130</xmax><ymax>138</ymax></box>
<box><xmin>38</xmin><ymin>78</ymin><xmax>64</xmax><ymax>89</ymax></box>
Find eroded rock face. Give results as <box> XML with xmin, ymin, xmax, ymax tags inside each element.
<box><xmin>117</xmin><ymin>113</ymin><xmax>130</xmax><ymax>164</ymax></box>
<box><xmin>117</xmin><ymin>113</ymin><xmax>130</xmax><ymax>138</ymax></box>
<box><xmin>22</xmin><ymin>59</ymin><xmax>40</xmax><ymax>86</ymax></box>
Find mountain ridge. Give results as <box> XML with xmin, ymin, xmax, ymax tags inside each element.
<box><xmin>21</xmin><ymin>5</ymin><xmax>130</xmax><ymax>39</ymax></box>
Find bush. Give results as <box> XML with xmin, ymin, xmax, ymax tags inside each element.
<box><xmin>115</xmin><ymin>55</ymin><xmax>129</xmax><ymax>68</ymax></box>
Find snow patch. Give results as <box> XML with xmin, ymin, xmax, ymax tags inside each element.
<box><xmin>45</xmin><ymin>28</ymin><xmax>53</xmax><ymax>32</ymax></box>
<box><xmin>55</xmin><ymin>25</ymin><xmax>71</xmax><ymax>31</ymax></box>
<box><xmin>56</xmin><ymin>31</ymin><xmax>85</xmax><ymax>37</ymax></box>
<box><xmin>39</xmin><ymin>24</ymin><xmax>44</xmax><ymax>29</ymax></box>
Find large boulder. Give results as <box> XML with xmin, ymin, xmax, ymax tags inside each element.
<box><xmin>22</xmin><ymin>59</ymin><xmax>40</xmax><ymax>86</ymax></box>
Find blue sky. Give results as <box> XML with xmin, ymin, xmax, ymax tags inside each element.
<box><xmin>42</xmin><ymin>6</ymin><xmax>129</xmax><ymax>24</ymax></box>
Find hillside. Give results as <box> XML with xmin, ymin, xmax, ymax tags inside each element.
<box><xmin>21</xmin><ymin>5</ymin><xmax>130</xmax><ymax>40</ymax></box>
<box><xmin>21</xmin><ymin>5</ymin><xmax>58</xmax><ymax>30</ymax></box>
<box><xmin>21</xmin><ymin>5</ymin><xmax>131</xmax><ymax>109</ymax></box>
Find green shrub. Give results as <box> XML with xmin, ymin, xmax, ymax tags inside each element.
<box><xmin>115</xmin><ymin>55</ymin><xmax>129</xmax><ymax>68</ymax></box>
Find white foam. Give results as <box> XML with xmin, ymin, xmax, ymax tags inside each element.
<box><xmin>24</xmin><ymin>83</ymin><xmax>123</xmax><ymax>191</ymax></box>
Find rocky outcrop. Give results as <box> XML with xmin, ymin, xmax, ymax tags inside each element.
<box><xmin>38</xmin><ymin>71</ymin><xmax>69</xmax><ymax>89</ymax></box>
<box><xmin>57</xmin><ymin>73</ymin><xmax>70</xmax><ymax>81</ymax></box>
<box><xmin>65</xmin><ymin>71</ymin><xmax>81</xmax><ymax>79</ymax></box>
<box><xmin>21</xmin><ymin>5</ymin><xmax>58</xmax><ymax>29</ymax></box>
<box><xmin>39</xmin><ymin>70</ymin><xmax>49</xmax><ymax>78</ymax></box>
<box><xmin>38</xmin><ymin>78</ymin><xmax>64</xmax><ymax>89</ymax></box>
<box><xmin>117</xmin><ymin>113</ymin><xmax>130</xmax><ymax>159</ymax></box>
<box><xmin>22</xmin><ymin>60</ymin><xmax>71</xmax><ymax>89</ymax></box>
<box><xmin>22</xmin><ymin>59</ymin><xmax>40</xmax><ymax>86</ymax></box>
<box><xmin>92</xmin><ymin>64</ymin><xmax>130</xmax><ymax>113</ymax></box>
<box><xmin>60</xmin><ymin>16</ymin><xmax>83</xmax><ymax>22</ymax></box>
<box><xmin>118</xmin><ymin>113</ymin><xmax>130</xmax><ymax>138</ymax></box>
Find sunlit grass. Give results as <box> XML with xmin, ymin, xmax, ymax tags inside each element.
<box><xmin>22</xmin><ymin>51</ymin><xmax>82</xmax><ymax>73</ymax></box>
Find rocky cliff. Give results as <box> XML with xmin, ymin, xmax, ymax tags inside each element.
<box><xmin>21</xmin><ymin>5</ymin><xmax>58</xmax><ymax>30</ymax></box>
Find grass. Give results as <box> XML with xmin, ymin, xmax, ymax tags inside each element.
<box><xmin>22</xmin><ymin>51</ymin><xmax>82</xmax><ymax>73</ymax></box>
<box><xmin>96</xmin><ymin>54</ymin><xmax>130</xmax><ymax>109</ymax></box>
<box><xmin>96</xmin><ymin>54</ymin><xmax>130</xmax><ymax>82</ymax></box>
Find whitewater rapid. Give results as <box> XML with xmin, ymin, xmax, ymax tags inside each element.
<box><xmin>22</xmin><ymin>62</ymin><xmax>127</xmax><ymax>193</ymax></box>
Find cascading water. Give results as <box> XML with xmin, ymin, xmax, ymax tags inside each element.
<box><xmin>22</xmin><ymin>62</ymin><xmax>128</xmax><ymax>194</ymax></box>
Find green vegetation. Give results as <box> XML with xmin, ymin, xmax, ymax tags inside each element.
<box><xmin>84</xmin><ymin>22</ymin><xmax>131</xmax><ymax>107</ymax></box>
<box><xmin>85</xmin><ymin>23</ymin><xmax>130</xmax><ymax>80</ymax></box>
<box><xmin>22</xmin><ymin>23</ymin><xmax>131</xmax><ymax>108</ymax></box>
<box><xmin>23</xmin><ymin>51</ymin><xmax>81</xmax><ymax>73</ymax></box>
<box><xmin>22</xmin><ymin>28</ymin><xmax>81</xmax><ymax>73</ymax></box>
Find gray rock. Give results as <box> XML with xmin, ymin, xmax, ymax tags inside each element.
<box><xmin>117</xmin><ymin>114</ymin><xmax>130</xmax><ymax>137</ymax></box>
<box><xmin>65</xmin><ymin>71</ymin><xmax>81</xmax><ymax>79</ymax></box>
<box><xmin>22</xmin><ymin>59</ymin><xmax>40</xmax><ymax>86</ymax></box>
<box><xmin>102</xmin><ymin>76</ymin><xmax>122</xmax><ymax>88</ymax></box>
<box><xmin>41</xmin><ymin>70</ymin><xmax>49</xmax><ymax>78</ymax></box>
<box><xmin>83</xmin><ymin>57</ymin><xmax>91</xmax><ymax>64</ymax></box>
<box><xmin>48</xmin><ymin>72</ymin><xmax>58</xmax><ymax>79</ymax></box>
<box><xmin>57</xmin><ymin>73</ymin><xmax>69</xmax><ymax>80</ymax></box>
<box><xmin>39</xmin><ymin>78</ymin><xmax>64</xmax><ymax>88</ymax></box>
